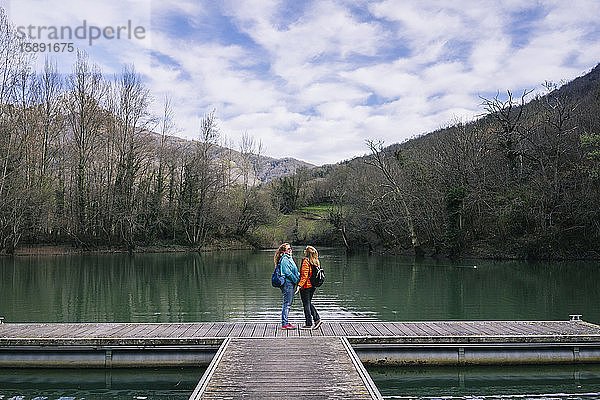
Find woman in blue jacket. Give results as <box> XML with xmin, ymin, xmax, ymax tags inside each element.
<box><xmin>274</xmin><ymin>243</ymin><xmax>300</xmax><ymax>329</ymax></box>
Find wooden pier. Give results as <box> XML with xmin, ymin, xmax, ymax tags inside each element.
<box><xmin>189</xmin><ymin>337</ymin><xmax>382</xmax><ymax>399</ymax></box>
<box><xmin>1</xmin><ymin>320</ymin><xmax>600</xmax><ymax>367</ymax></box>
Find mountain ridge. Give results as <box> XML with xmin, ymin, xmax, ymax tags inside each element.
<box><xmin>146</xmin><ymin>132</ymin><xmax>315</xmax><ymax>184</ymax></box>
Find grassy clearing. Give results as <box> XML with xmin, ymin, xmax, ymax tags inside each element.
<box><xmin>297</xmin><ymin>203</ymin><xmax>332</xmax><ymax>217</ymax></box>
<box><xmin>248</xmin><ymin>204</ymin><xmax>340</xmax><ymax>248</ymax></box>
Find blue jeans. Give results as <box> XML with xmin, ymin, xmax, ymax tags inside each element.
<box><xmin>280</xmin><ymin>280</ymin><xmax>294</xmax><ymax>326</ymax></box>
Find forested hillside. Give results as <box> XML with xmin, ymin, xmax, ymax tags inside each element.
<box><xmin>294</xmin><ymin>64</ymin><xmax>600</xmax><ymax>259</ymax></box>
<box><xmin>0</xmin><ymin>11</ymin><xmax>300</xmax><ymax>254</ymax></box>
<box><xmin>2</xmin><ymin>4</ymin><xmax>599</xmax><ymax>259</ymax></box>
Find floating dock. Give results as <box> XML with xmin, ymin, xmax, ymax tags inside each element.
<box><xmin>189</xmin><ymin>337</ymin><xmax>383</xmax><ymax>399</ymax></box>
<box><xmin>1</xmin><ymin>320</ymin><xmax>600</xmax><ymax>367</ymax></box>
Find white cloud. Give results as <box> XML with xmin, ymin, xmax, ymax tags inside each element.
<box><xmin>8</xmin><ymin>0</ymin><xmax>600</xmax><ymax>165</ymax></box>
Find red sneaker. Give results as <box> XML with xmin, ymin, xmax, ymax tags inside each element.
<box><xmin>281</xmin><ymin>324</ymin><xmax>296</xmax><ymax>330</ymax></box>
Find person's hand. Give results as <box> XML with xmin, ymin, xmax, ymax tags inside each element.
<box><xmin>295</xmin><ymin>286</ymin><xmax>300</xmax><ymax>295</ymax></box>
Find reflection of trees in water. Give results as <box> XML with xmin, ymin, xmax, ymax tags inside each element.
<box><xmin>368</xmin><ymin>364</ymin><xmax>600</xmax><ymax>398</ymax></box>
<box><xmin>0</xmin><ymin>367</ymin><xmax>202</xmax><ymax>398</ymax></box>
<box><xmin>1</xmin><ymin>250</ymin><xmax>599</xmax><ymax>324</ymax></box>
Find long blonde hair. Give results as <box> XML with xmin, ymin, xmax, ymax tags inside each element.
<box><xmin>274</xmin><ymin>243</ymin><xmax>290</xmax><ymax>266</ymax></box>
<box><xmin>304</xmin><ymin>245</ymin><xmax>319</xmax><ymax>267</ymax></box>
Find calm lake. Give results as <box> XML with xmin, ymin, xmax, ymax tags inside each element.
<box><xmin>1</xmin><ymin>248</ymin><xmax>600</xmax><ymax>399</ymax></box>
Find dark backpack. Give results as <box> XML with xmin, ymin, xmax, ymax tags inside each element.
<box><xmin>271</xmin><ymin>262</ymin><xmax>285</xmax><ymax>288</ymax></box>
<box><xmin>309</xmin><ymin>263</ymin><xmax>325</xmax><ymax>287</ymax></box>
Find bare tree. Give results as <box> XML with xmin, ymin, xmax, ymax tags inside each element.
<box><xmin>365</xmin><ymin>139</ymin><xmax>422</xmax><ymax>256</ymax></box>
<box><xmin>179</xmin><ymin>110</ymin><xmax>224</xmax><ymax>247</ymax></box>
<box><xmin>105</xmin><ymin>64</ymin><xmax>151</xmax><ymax>250</ymax></box>
<box><xmin>232</xmin><ymin>132</ymin><xmax>267</xmax><ymax>235</ymax></box>
<box><xmin>33</xmin><ymin>57</ymin><xmax>63</xmax><ymax>179</ymax></box>
<box><xmin>63</xmin><ymin>50</ymin><xmax>108</xmax><ymax>243</ymax></box>
<box><xmin>480</xmin><ymin>89</ymin><xmax>533</xmax><ymax>181</ymax></box>
<box><xmin>0</xmin><ymin>9</ymin><xmax>36</xmax><ymax>253</ymax></box>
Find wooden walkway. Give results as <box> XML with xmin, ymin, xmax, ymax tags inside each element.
<box><xmin>2</xmin><ymin>320</ymin><xmax>600</xmax><ymax>368</ymax></box>
<box><xmin>1</xmin><ymin>320</ymin><xmax>599</xmax><ymax>345</ymax></box>
<box><xmin>189</xmin><ymin>337</ymin><xmax>382</xmax><ymax>400</ymax></box>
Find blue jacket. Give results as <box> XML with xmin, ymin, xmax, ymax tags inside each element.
<box><xmin>279</xmin><ymin>254</ymin><xmax>300</xmax><ymax>284</ymax></box>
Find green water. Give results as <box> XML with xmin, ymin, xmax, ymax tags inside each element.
<box><xmin>1</xmin><ymin>248</ymin><xmax>599</xmax><ymax>323</ymax></box>
<box><xmin>370</xmin><ymin>364</ymin><xmax>600</xmax><ymax>399</ymax></box>
<box><xmin>1</xmin><ymin>248</ymin><xmax>600</xmax><ymax>399</ymax></box>
<box><xmin>0</xmin><ymin>368</ymin><xmax>203</xmax><ymax>399</ymax></box>
<box><xmin>2</xmin><ymin>365</ymin><xmax>600</xmax><ymax>399</ymax></box>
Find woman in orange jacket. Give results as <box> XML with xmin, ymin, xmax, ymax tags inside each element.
<box><xmin>295</xmin><ymin>245</ymin><xmax>322</xmax><ymax>330</ymax></box>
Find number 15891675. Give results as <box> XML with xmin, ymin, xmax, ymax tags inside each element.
<box><xmin>20</xmin><ymin>42</ymin><xmax>75</xmax><ymax>53</ymax></box>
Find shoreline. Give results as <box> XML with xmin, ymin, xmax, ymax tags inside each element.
<box><xmin>6</xmin><ymin>241</ymin><xmax>255</xmax><ymax>257</ymax></box>
<box><xmin>5</xmin><ymin>242</ymin><xmax>599</xmax><ymax>261</ymax></box>
<box><xmin>5</xmin><ymin>239</ymin><xmax>600</xmax><ymax>262</ymax></box>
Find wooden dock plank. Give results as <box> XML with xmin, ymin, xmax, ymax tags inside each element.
<box><xmin>155</xmin><ymin>323</ymin><xmax>189</xmax><ymax>338</ymax></box>
<box><xmin>320</xmin><ymin>322</ymin><xmax>335</xmax><ymax>336</ymax></box>
<box><xmin>188</xmin><ymin>322</ymin><xmax>215</xmax><ymax>338</ymax></box>
<box><xmin>451</xmin><ymin>322</ymin><xmax>483</xmax><ymax>336</ymax></box>
<box><xmin>49</xmin><ymin>323</ymin><xmax>86</xmax><ymax>338</ymax></box>
<box><xmin>251</xmin><ymin>323</ymin><xmax>268</xmax><ymax>338</ymax></box>
<box><xmin>23</xmin><ymin>323</ymin><xmax>60</xmax><ymax>338</ymax></box>
<box><xmin>146</xmin><ymin>323</ymin><xmax>172</xmax><ymax>338</ymax></box>
<box><xmin>340</xmin><ymin>322</ymin><xmax>360</xmax><ymax>337</ymax></box>
<box><xmin>126</xmin><ymin>323</ymin><xmax>152</xmax><ymax>338</ymax></box>
<box><xmin>204</xmin><ymin>323</ymin><xmax>226</xmax><ymax>337</ymax></box>
<box><xmin>90</xmin><ymin>323</ymin><xmax>128</xmax><ymax>338</ymax></box>
<box><xmin>27</xmin><ymin>323</ymin><xmax>66</xmax><ymax>338</ymax></box>
<box><xmin>361</xmin><ymin>322</ymin><xmax>382</xmax><ymax>336</ymax></box>
<box><xmin>2</xmin><ymin>320</ymin><xmax>600</xmax><ymax>344</ymax></box>
<box><xmin>382</xmin><ymin>322</ymin><xmax>409</xmax><ymax>336</ymax></box>
<box><xmin>329</xmin><ymin>322</ymin><xmax>347</xmax><ymax>337</ymax></box>
<box><xmin>427</xmin><ymin>322</ymin><xmax>455</xmax><ymax>336</ymax></box>
<box><xmin>3</xmin><ymin>321</ymin><xmax>600</xmax><ymax>371</ymax></box>
<box><xmin>32</xmin><ymin>323</ymin><xmax>66</xmax><ymax>338</ymax></box>
<box><xmin>107</xmin><ymin>323</ymin><xmax>145</xmax><ymax>338</ymax></box>
<box><xmin>240</xmin><ymin>323</ymin><xmax>257</xmax><ymax>337</ymax></box>
<box><xmin>491</xmin><ymin>322</ymin><xmax>529</xmax><ymax>335</ymax></box>
<box><xmin>370</xmin><ymin>322</ymin><xmax>396</xmax><ymax>336</ymax></box>
<box><xmin>176</xmin><ymin>323</ymin><xmax>201</xmax><ymax>338</ymax></box>
<box><xmin>191</xmin><ymin>337</ymin><xmax>381</xmax><ymax>399</ymax></box>
<box><xmin>408</xmin><ymin>322</ymin><xmax>439</xmax><ymax>336</ymax></box>
<box><xmin>435</xmin><ymin>321</ymin><xmax>475</xmax><ymax>336</ymax></box>
<box><xmin>416</xmin><ymin>322</ymin><xmax>444</xmax><ymax>336</ymax></box>
<box><xmin>394</xmin><ymin>322</ymin><xmax>423</xmax><ymax>336</ymax></box>
<box><xmin>101</xmin><ymin>323</ymin><xmax>139</xmax><ymax>338</ymax></box>
<box><xmin>228</xmin><ymin>322</ymin><xmax>246</xmax><ymax>337</ymax></box>
<box><xmin>264</xmin><ymin>323</ymin><xmax>278</xmax><ymax>338</ymax></box>
<box><xmin>458</xmin><ymin>322</ymin><xmax>496</xmax><ymax>336</ymax></box>
<box><xmin>136</xmin><ymin>323</ymin><xmax>163</xmax><ymax>338</ymax></box>
<box><xmin>519</xmin><ymin>322</ymin><xmax>555</xmax><ymax>335</ymax></box>
<box><xmin>520</xmin><ymin>321</ymin><xmax>566</xmax><ymax>335</ymax></box>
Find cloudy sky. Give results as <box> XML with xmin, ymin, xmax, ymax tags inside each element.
<box><xmin>4</xmin><ymin>0</ymin><xmax>600</xmax><ymax>165</ymax></box>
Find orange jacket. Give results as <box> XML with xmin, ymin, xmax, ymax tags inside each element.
<box><xmin>298</xmin><ymin>258</ymin><xmax>313</xmax><ymax>289</ymax></box>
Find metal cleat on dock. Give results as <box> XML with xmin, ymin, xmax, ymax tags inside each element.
<box><xmin>569</xmin><ymin>314</ymin><xmax>582</xmax><ymax>321</ymax></box>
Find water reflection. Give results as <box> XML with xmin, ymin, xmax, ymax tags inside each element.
<box><xmin>2</xmin><ymin>251</ymin><xmax>600</xmax><ymax>399</ymax></box>
<box><xmin>0</xmin><ymin>249</ymin><xmax>599</xmax><ymax>323</ymax></box>
<box><xmin>368</xmin><ymin>364</ymin><xmax>600</xmax><ymax>399</ymax></box>
<box><xmin>3</xmin><ymin>365</ymin><xmax>600</xmax><ymax>400</ymax></box>
<box><xmin>0</xmin><ymin>368</ymin><xmax>203</xmax><ymax>399</ymax></box>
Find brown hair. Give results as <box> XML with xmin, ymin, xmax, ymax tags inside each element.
<box><xmin>304</xmin><ymin>245</ymin><xmax>319</xmax><ymax>267</ymax></box>
<box><xmin>274</xmin><ymin>243</ymin><xmax>290</xmax><ymax>266</ymax></box>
